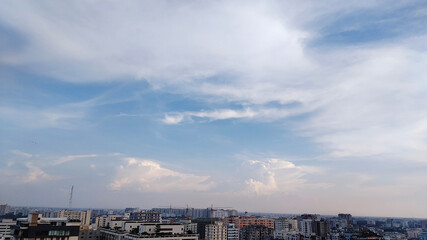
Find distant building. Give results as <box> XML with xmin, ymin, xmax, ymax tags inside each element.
<box><xmin>338</xmin><ymin>214</ymin><xmax>353</xmax><ymax>229</ymax></box>
<box><xmin>41</xmin><ymin>210</ymin><xmax>60</xmax><ymax>218</ymax></box>
<box><xmin>59</xmin><ymin>210</ymin><xmax>92</xmax><ymax>226</ymax></box>
<box><xmin>151</xmin><ymin>208</ymin><xmax>212</xmax><ymax>219</ymax></box>
<box><xmin>239</xmin><ymin>225</ymin><xmax>273</xmax><ymax>240</ymax></box>
<box><xmin>419</xmin><ymin>232</ymin><xmax>427</xmax><ymax>240</ymax></box>
<box><xmin>223</xmin><ymin>216</ymin><xmax>274</xmax><ymax>230</ymax></box>
<box><xmin>407</xmin><ymin>228</ymin><xmax>422</xmax><ymax>239</ymax></box>
<box><xmin>129</xmin><ymin>211</ymin><xmax>161</xmax><ymax>223</ymax></box>
<box><xmin>212</xmin><ymin>210</ymin><xmax>238</xmax><ymax>219</ymax></box>
<box><xmin>205</xmin><ymin>222</ymin><xmax>227</xmax><ymax>240</ymax></box>
<box><xmin>12</xmin><ymin>213</ymin><xmax>80</xmax><ymax>240</ymax></box>
<box><xmin>124</xmin><ymin>208</ymin><xmax>140</xmax><ymax>213</ymax></box>
<box><xmin>180</xmin><ymin>220</ymin><xmax>197</xmax><ymax>234</ymax></box>
<box><xmin>0</xmin><ymin>205</ymin><xmax>11</xmax><ymax>216</ymax></box>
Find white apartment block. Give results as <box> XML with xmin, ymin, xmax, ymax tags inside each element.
<box><xmin>94</xmin><ymin>215</ymin><xmax>122</xmax><ymax>228</ymax></box>
<box><xmin>139</xmin><ymin>224</ymin><xmax>184</xmax><ymax>235</ymax></box>
<box><xmin>301</xmin><ymin>219</ymin><xmax>313</xmax><ymax>237</ymax></box>
<box><xmin>205</xmin><ymin>222</ymin><xmax>227</xmax><ymax>240</ymax></box>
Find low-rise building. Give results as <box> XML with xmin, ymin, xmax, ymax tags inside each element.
<box><xmin>59</xmin><ymin>210</ymin><xmax>92</xmax><ymax>226</ymax></box>
<box><xmin>0</xmin><ymin>219</ymin><xmax>16</xmax><ymax>240</ymax></box>
<box><xmin>94</xmin><ymin>215</ymin><xmax>122</xmax><ymax>228</ymax></box>
<box><xmin>139</xmin><ymin>224</ymin><xmax>184</xmax><ymax>235</ymax></box>
<box><xmin>99</xmin><ymin>228</ymin><xmax>197</xmax><ymax>240</ymax></box>
<box><xmin>79</xmin><ymin>227</ymin><xmax>100</xmax><ymax>240</ymax></box>
<box><xmin>180</xmin><ymin>220</ymin><xmax>197</xmax><ymax>234</ymax></box>
<box><xmin>12</xmin><ymin>213</ymin><xmax>80</xmax><ymax>240</ymax></box>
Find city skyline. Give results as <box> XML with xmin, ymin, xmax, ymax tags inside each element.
<box><xmin>1</xmin><ymin>1</ymin><xmax>427</xmax><ymax>218</ymax></box>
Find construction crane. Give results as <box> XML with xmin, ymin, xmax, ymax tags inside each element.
<box><xmin>68</xmin><ymin>185</ymin><xmax>73</xmax><ymax>209</ymax></box>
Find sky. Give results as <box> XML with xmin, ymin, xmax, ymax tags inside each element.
<box><xmin>0</xmin><ymin>1</ymin><xmax>427</xmax><ymax>218</ymax></box>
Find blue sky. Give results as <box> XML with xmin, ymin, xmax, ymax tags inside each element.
<box><xmin>1</xmin><ymin>1</ymin><xmax>427</xmax><ymax>218</ymax></box>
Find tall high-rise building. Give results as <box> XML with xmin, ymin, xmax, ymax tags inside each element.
<box><xmin>313</xmin><ymin>220</ymin><xmax>330</xmax><ymax>238</ymax></box>
<box><xmin>338</xmin><ymin>214</ymin><xmax>353</xmax><ymax>229</ymax></box>
<box><xmin>288</xmin><ymin>219</ymin><xmax>298</xmax><ymax>231</ymax></box>
<box><xmin>227</xmin><ymin>223</ymin><xmax>239</xmax><ymax>240</ymax></box>
<box><xmin>0</xmin><ymin>204</ymin><xmax>11</xmax><ymax>215</ymax></box>
<box><xmin>301</xmin><ymin>219</ymin><xmax>313</xmax><ymax>237</ymax></box>
<box><xmin>205</xmin><ymin>222</ymin><xmax>227</xmax><ymax>240</ymax></box>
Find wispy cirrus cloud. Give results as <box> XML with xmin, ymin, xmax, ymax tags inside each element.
<box><xmin>54</xmin><ymin>154</ymin><xmax>99</xmax><ymax>165</ymax></box>
<box><xmin>161</xmin><ymin>107</ymin><xmax>307</xmax><ymax>124</ymax></box>
<box><xmin>11</xmin><ymin>150</ymin><xmax>33</xmax><ymax>158</ymax></box>
<box><xmin>0</xmin><ymin>106</ymin><xmax>84</xmax><ymax>129</ymax></box>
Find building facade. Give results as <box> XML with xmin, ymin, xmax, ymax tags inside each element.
<box><xmin>239</xmin><ymin>225</ymin><xmax>273</xmax><ymax>240</ymax></box>
<box><xmin>205</xmin><ymin>222</ymin><xmax>227</xmax><ymax>240</ymax></box>
<box><xmin>129</xmin><ymin>211</ymin><xmax>161</xmax><ymax>223</ymax></box>
<box><xmin>223</xmin><ymin>216</ymin><xmax>274</xmax><ymax>230</ymax></box>
<box><xmin>59</xmin><ymin>210</ymin><xmax>92</xmax><ymax>226</ymax></box>
<box><xmin>0</xmin><ymin>219</ymin><xmax>16</xmax><ymax>240</ymax></box>
<box><xmin>227</xmin><ymin>224</ymin><xmax>239</xmax><ymax>240</ymax></box>
<box><xmin>0</xmin><ymin>205</ymin><xmax>11</xmax><ymax>216</ymax></box>
<box><xmin>12</xmin><ymin>213</ymin><xmax>80</xmax><ymax>240</ymax></box>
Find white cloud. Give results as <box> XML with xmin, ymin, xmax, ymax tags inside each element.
<box><xmin>11</xmin><ymin>150</ymin><xmax>32</xmax><ymax>158</ymax></box>
<box><xmin>110</xmin><ymin>158</ymin><xmax>214</xmax><ymax>192</ymax></box>
<box><xmin>162</xmin><ymin>114</ymin><xmax>185</xmax><ymax>125</ymax></box>
<box><xmin>2</xmin><ymin>1</ymin><xmax>426</xmax><ymax>162</ymax></box>
<box><xmin>54</xmin><ymin>154</ymin><xmax>98</xmax><ymax>165</ymax></box>
<box><xmin>244</xmin><ymin>158</ymin><xmax>325</xmax><ymax>195</ymax></box>
<box><xmin>161</xmin><ymin>107</ymin><xmax>306</xmax><ymax>124</ymax></box>
<box><xmin>0</xmin><ymin>106</ymin><xmax>84</xmax><ymax>129</ymax></box>
<box><xmin>298</xmin><ymin>47</ymin><xmax>427</xmax><ymax>160</ymax></box>
<box><xmin>22</xmin><ymin>162</ymin><xmax>53</xmax><ymax>183</ymax></box>
<box><xmin>0</xmin><ymin>1</ymin><xmax>310</xmax><ymax>84</ymax></box>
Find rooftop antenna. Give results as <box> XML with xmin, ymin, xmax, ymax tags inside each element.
<box><xmin>68</xmin><ymin>185</ymin><xmax>74</xmax><ymax>210</ymax></box>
